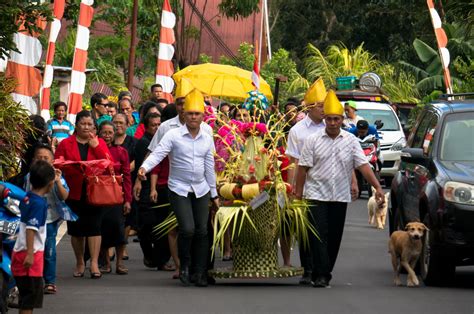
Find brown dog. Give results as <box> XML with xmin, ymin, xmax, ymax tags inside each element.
<box><xmin>368</xmin><ymin>187</ymin><xmax>389</xmax><ymax>229</ymax></box>
<box><xmin>388</xmin><ymin>222</ymin><xmax>428</xmax><ymax>287</ymax></box>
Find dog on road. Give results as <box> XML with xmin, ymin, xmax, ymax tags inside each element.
<box><xmin>368</xmin><ymin>187</ymin><xmax>389</xmax><ymax>229</ymax></box>
<box><xmin>388</xmin><ymin>222</ymin><xmax>428</xmax><ymax>287</ymax></box>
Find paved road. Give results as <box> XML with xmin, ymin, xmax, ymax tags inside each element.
<box><xmin>38</xmin><ymin>194</ymin><xmax>474</xmax><ymax>314</ymax></box>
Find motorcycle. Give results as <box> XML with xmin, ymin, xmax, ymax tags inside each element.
<box><xmin>0</xmin><ymin>182</ymin><xmax>26</xmax><ymax>313</ymax></box>
<box><xmin>355</xmin><ymin>135</ymin><xmax>381</xmax><ymax>198</ymax></box>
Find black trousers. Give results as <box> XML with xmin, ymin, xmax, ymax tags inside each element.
<box><xmin>137</xmin><ymin>187</ymin><xmax>171</xmax><ymax>267</ymax></box>
<box><xmin>169</xmin><ymin>190</ymin><xmax>210</xmax><ymax>274</ymax></box>
<box><xmin>307</xmin><ymin>200</ymin><xmax>347</xmax><ymax>280</ymax></box>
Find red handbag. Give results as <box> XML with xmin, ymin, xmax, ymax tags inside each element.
<box><xmin>85</xmin><ymin>162</ymin><xmax>124</xmax><ymax>207</ymax></box>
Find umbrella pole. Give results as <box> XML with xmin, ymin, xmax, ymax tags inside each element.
<box><xmin>273</xmin><ymin>75</ymin><xmax>287</xmax><ymax>112</ymax></box>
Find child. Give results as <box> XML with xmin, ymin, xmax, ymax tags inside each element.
<box><xmin>12</xmin><ymin>160</ymin><xmax>55</xmax><ymax>314</ymax></box>
<box><xmin>26</xmin><ymin>145</ymin><xmax>74</xmax><ymax>295</ymax></box>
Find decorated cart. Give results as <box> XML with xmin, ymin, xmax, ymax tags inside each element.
<box><xmin>209</xmin><ymin>91</ymin><xmax>315</xmax><ymax>279</ymax></box>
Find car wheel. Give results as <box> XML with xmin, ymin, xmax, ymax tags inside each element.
<box><xmin>389</xmin><ymin>194</ymin><xmax>398</xmax><ymax>235</ymax></box>
<box><xmin>420</xmin><ymin>228</ymin><xmax>456</xmax><ymax>286</ymax></box>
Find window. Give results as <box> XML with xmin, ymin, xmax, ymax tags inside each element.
<box><xmin>411</xmin><ymin>112</ymin><xmax>436</xmax><ymax>149</ymax></box>
<box><xmin>439</xmin><ymin>112</ymin><xmax>474</xmax><ymax>161</ymax></box>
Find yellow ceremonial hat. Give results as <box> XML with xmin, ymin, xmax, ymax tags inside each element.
<box><xmin>303</xmin><ymin>78</ymin><xmax>327</xmax><ymax>104</ymax></box>
<box><xmin>184</xmin><ymin>89</ymin><xmax>205</xmax><ymax>112</ymax></box>
<box><xmin>323</xmin><ymin>90</ymin><xmax>344</xmax><ymax>116</ymax></box>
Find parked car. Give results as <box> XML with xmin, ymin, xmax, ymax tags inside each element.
<box><xmin>337</xmin><ymin>90</ymin><xmax>406</xmax><ymax>184</ymax></box>
<box><xmin>389</xmin><ymin>97</ymin><xmax>474</xmax><ymax>286</ymax></box>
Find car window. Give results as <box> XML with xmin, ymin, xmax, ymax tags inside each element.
<box><xmin>439</xmin><ymin>112</ymin><xmax>474</xmax><ymax>161</ymax></box>
<box><xmin>356</xmin><ymin>107</ymin><xmax>400</xmax><ymax>131</ymax></box>
<box><xmin>411</xmin><ymin>112</ymin><xmax>435</xmax><ymax>148</ymax></box>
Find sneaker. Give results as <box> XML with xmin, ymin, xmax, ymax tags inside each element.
<box><xmin>299</xmin><ymin>272</ymin><xmax>312</xmax><ymax>285</ymax></box>
<box><xmin>312</xmin><ymin>276</ymin><xmax>330</xmax><ymax>288</ymax></box>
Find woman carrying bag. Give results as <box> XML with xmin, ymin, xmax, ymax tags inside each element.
<box><xmin>55</xmin><ymin>110</ymin><xmax>112</xmax><ymax>279</ymax></box>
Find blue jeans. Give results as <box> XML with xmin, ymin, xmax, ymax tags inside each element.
<box><xmin>44</xmin><ymin>220</ymin><xmax>60</xmax><ymax>285</ymax></box>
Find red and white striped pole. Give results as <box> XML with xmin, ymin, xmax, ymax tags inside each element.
<box><xmin>427</xmin><ymin>0</ymin><xmax>453</xmax><ymax>94</ymax></box>
<box><xmin>40</xmin><ymin>0</ymin><xmax>66</xmax><ymax>120</ymax></box>
<box><xmin>5</xmin><ymin>19</ymin><xmax>46</xmax><ymax>114</ymax></box>
<box><xmin>155</xmin><ymin>0</ymin><xmax>175</xmax><ymax>102</ymax></box>
<box><xmin>67</xmin><ymin>0</ymin><xmax>94</xmax><ymax>123</ymax></box>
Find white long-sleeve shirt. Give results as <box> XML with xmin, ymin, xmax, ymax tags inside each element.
<box><xmin>141</xmin><ymin>124</ymin><xmax>218</xmax><ymax>198</ymax></box>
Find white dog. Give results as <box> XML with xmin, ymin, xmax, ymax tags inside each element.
<box><xmin>368</xmin><ymin>187</ymin><xmax>390</xmax><ymax>229</ymax></box>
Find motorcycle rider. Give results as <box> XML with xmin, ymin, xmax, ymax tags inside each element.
<box><xmin>349</xmin><ymin>120</ymin><xmax>380</xmax><ymax>141</ymax></box>
<box><xmin>349</xmin><ymin>120</ymin><xmax>383</xmax><ymax>173</ymax></box>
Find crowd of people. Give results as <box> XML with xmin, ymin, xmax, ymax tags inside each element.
<box><xmin>6</xmin><ymin>81</ymin><xmax>387</xmax><ymax>312</ymax></box>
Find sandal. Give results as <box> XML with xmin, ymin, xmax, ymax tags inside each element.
<box><xmin>100</xmin><ymin>266</ymin><xmax>112</xmax><ymax>274</ymax></box>
<box><xmin>159</xmin><ymin>263</ymin><xmax>176</xmax><ymax>271</ymax></box>
<box><xmin>116</xmin><ymin>265</ymin><xmax>128</xmax><ymax>275</ymax></box>
<box><xmin>44</xmin><ymin>284</ymin><xmax>57</xmax><ymax>295</ymax></box>
<box><xmin>73</xmin><ymin>267</ymin><xmax>85</xmax><ymax>277</ymax></box>
<box><xmin>90</xmin><ymin>271</ymin><xmax>102</xmax><ymax>279</ymax></box>
<box><xmin>222</xmin><ymin>255</ymin><xmax>232</xmax><ymax>262</ymax></box>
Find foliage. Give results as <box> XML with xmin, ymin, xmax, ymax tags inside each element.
<box><xmin>198</xmin><ymin>53</ymin><xmax>213</xmax><ymax>63</ymax></box>
<box><xmin>219</xmin><ymin>42</ymin><xmax>254</xmax><ymax>71</ymax></box>
<box><xmin>0</xmin><ymin>0</ymin><xmax>52</xmax><ymax>60</ymax></box>
<box><xmin>288</xmin><ymin>42</ymin><xmax>420</xmax><ymax>103</ymax></box>
<box><xmin>0</xmin><ymin>74</ymin><xmax>33</xmax><ymax>180</ymax></box>
<box><xmin>269</xmin><ymin>0</ymin><xmax>432</xmax><ymax>66</ymax></box>
<box><xmin>54</xmin><ymin>32</ymin><xmax>126</xmax><ymax>100</ymax></box>
<box><xmin>261</xmin><ymin>48</ymin><xmax>299</xmax><ymax>101</ymax></box>
<box><xmin>218</xmin><ymin>0</ymin><xmax>260</xmax><ymax>20</ymax></box>
<box><xmin>452</xmin><ymin>57</ymin><xmax>474</xmax><ymax>93</ymax></box>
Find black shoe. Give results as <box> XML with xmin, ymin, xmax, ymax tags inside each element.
<box><xmin>299</xmin><ymin>271</ymin><xmax>312</xmax><ymax>285</ymax></box>
<box><xmin>312</xmin><ymin>276</ymin><xmax>330</xmax><ymax>288</ymax></box>
<box><xmin>195</xmin><ymin>273</ymin><xmax>208</xmax><ymax>287</ymax></box>
<box><xmin>207</xmin><ymin>276</ymin><xmax>216</xmax><ymax>285</ymax></box>
<box><xmin>143</xmin><ymin>257</ymin><xmax>157</xmax><ymax>268</ymax></box>
<box><xmin>179</xmin><ymin>267</ymin><xmax>191</xmax><ymax>286</ymax></box>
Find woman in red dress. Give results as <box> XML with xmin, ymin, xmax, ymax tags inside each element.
<box><xmin>55</xmin><ymin>110</ymin><xmax>112</xmax><ymax>279</ymax></box>
<box><xmin>98</xmin><ymin>121</ymin><xmax>132</xmax><ymax>275</ymax></box>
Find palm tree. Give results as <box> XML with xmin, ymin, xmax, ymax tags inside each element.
<box><xmin>288</xmin><ymin>42</ymin><xmax>419</xmax><ymax>103</ymax></box>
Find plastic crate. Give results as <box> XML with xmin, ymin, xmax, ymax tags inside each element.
<box><xmin>336</xmin><ymin>76</ymin><xmax>357</xmax><ymax>90</ymax></box>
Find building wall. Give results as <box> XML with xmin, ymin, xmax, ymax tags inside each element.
<box><xmin>181</xmin><ymin>0</ymin><xmax>262</xmax><ymax>63</ymax></box>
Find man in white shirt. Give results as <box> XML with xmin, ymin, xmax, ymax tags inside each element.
<box><xmin>148</xmin><ymin>98</ymin><xmax>212</xmax><ymax>152</ymax></box>
<box><xmin>138</xmin><ymin>90</ymin><xmax>219</xmax><ymax>287</ymax></box>
<box><xmin>295</xmin><ymin>90</ymin><xmax>384</xmax><ymax>288</ymax></box>
<box><xmin>285</xmin><ymin>78</ymin><xmax>326</xmax><ymax>284</ymax></box>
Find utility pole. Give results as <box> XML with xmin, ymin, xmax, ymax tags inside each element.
<box><xmin>127</xmin><ymin>0</ymin><xmax>139</xmax><ymax>90</ymax></box>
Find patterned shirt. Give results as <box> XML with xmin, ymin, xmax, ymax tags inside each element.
<box><xmin>299</xmin><ymin>128</ymin><xmax>367</xmax><ymax>202</ymax></box>
<box><xmin>286</xmin><ymin>115</ymin><xmax>325</xmax><ymax>160</ymax></box>
<box><xmin>47</xmin><ymin>118</ymin><xmax>74</xmax><ymax>142</ymax></box>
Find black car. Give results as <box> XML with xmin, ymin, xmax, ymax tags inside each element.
<box><xmin>390</xmin><ymin>97</ymin><xmax>474</xmax><ymax>286</ymax></box>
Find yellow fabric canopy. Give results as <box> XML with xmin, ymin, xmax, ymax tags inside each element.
<box><xmin>173</xmin><ymin>63</ymin><xmax>273</xmax><ymax>100</ymax></box>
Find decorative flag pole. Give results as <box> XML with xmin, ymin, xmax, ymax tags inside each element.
<box><xmin>251</xmin><ymin>40</ymin><xmax>260</xmax><ymax>90</ymax></box>
<box><xmin>427</xmin><ymin>0</ymin><xmax>453</xmax><ymax>94</ymax></box>
<box><xmin>67</xmin><ymin>0</ymin><xmax>94</xmax><ymax>123</ymax></box>
<box><xmin>155</xmin><ymin>0</ymin><xmax>176</xmax><ymax>102</ymax></box>
<box><xmin>5</xmin><ymin>18</ymin><xmax>46</xmax><ymax>114</ymax></box>
<box><xmin>40</xmin><ymin>0</ymin><xmax>66</xmax><ymax>120</ymax></box>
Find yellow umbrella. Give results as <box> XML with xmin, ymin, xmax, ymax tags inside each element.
<box><xmin>173</xmin><ymin>63</ymin><xmax>273</xmax><ymax>100</ymax></box>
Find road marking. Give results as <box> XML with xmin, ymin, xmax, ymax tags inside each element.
<box><xmin>56</xmin><ymin>221</ymin><xmax>68</xmax><ymax>245</ymax></box>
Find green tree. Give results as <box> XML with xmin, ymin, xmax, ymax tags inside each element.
<box><xmin>0</xmin><ymin>0</ymin><xmax>52</xmax><ymax>59</ymax></box>
<box><xmin>288</xmin><ymin>42</ymin><xmax>419</xmax><ymax>103</ymax></box>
